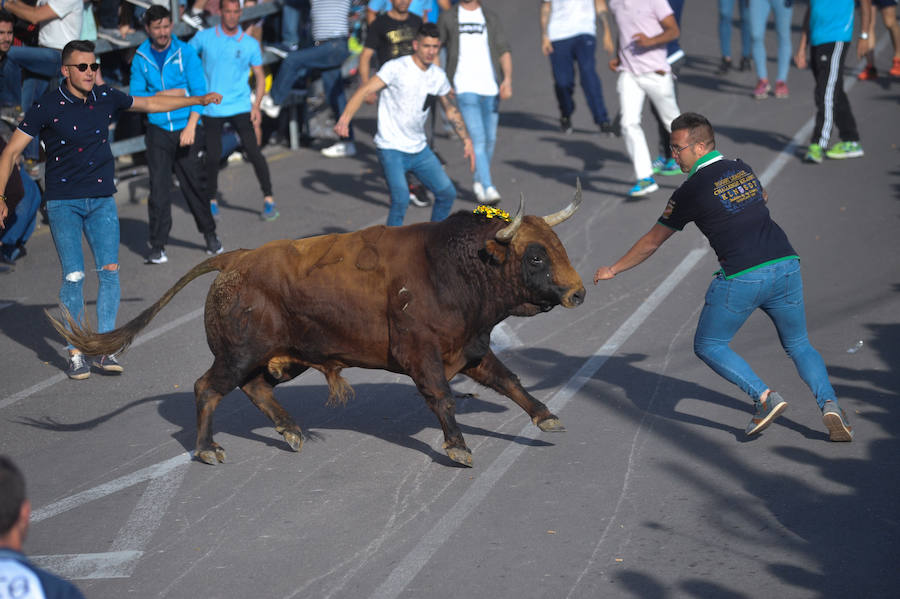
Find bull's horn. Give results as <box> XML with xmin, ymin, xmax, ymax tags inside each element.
<box><xmin>495</xmin><ymin>195</ymin><xmax>525</xmax><ymax>242</ymax></box>
<box><xmin>543</xmin><ymin>177</ymin><xmax>583</xmax><ymax>227</ymax></box>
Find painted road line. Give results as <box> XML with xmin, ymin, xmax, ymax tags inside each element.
<box><xmin>0</xmin><ymin>308</ymin><xmax>204</xmax><ymax>411</ymax></box>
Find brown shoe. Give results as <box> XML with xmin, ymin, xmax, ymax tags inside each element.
<box><xmin>822</xmin><ymin>400</ymin><xmax>853</xmax><ymax>442</ymax></box>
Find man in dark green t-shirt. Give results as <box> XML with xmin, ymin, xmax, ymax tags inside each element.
<box><xmin>593</xmin><ymin>112</ymin><xmax>853</xmax><ymax>443</ymax></box>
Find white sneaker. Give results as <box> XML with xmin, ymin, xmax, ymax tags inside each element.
<box><xmin>259</xmin><ymin>94</ymin><xmax>281</xmax><ymax>119</ymax></box>
<box><xmin>473</xmin><ymin>181</ymin><xmax>486</xmax><ymax>202</ymax></box>
<box><xmin>181</xmin><ymin>11</ymin><xmax>205</xmax><ymax>30</ymax></box>
<box><xmin>484</xmin><ymin>186</ymin><xmax>501</xmax><ymax>205</ymax></box>
<box><xmin>321</xmin><ymin>141</ymin><xmax>356</xmax><ymax>158</ymax></box>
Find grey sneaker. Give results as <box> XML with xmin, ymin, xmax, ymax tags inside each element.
<box><xmin>145</xmin><ymin>248</ymin><xmax>168</xmax><ymax>264</ymax></box>
<box><xmin>67</xmin><ymin>352</ymin><xmax>90</xmax><ymax>380</ymax></box>
<box><xmin>91</xmin><ymin>354</ymin><xmax>124</xmax><ymax>374</ymax></box>
<box><xmin>746</xmin><ymin>392</ymin><xmax>788</xmax><ymax>436</ymax></box>
<box><xmin>822</xmin><ymin>400</ymin><xmax>853</xmax><ymax>442</ymax></box>
<box><xmin>204</xmin><ymin>233</ymin><xmax>224</xmax><ymax>255</ymax></box>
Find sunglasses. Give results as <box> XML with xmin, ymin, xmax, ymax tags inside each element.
<box><xmin>65</xmin><ymin>63</ymin><xmax>100</xmax><ymax>72</ymax></box>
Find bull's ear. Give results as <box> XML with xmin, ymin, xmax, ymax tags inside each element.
<box><xmin>482</xmin><ymin>240</ymin><xmax>508</xmax><ymax>265</ymax></box>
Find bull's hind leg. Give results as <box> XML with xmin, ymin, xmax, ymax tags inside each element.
<box><xmin>194</xmin><ymin>362</ymin><xmax>240</xmax><ymax>465</ymax></box>
<box><xmin>241</xmin><ymin>370</ymin><xmax>306</xmax><ymax>453</ymax></box>
<box><xmin>461</xmin><ymin>349</ymin><xmax>565</xmax><ymax>432</ymax></box>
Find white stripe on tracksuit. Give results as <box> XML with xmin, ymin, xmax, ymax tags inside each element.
<box><xmin>817</xmin><ymin>40</ymin><xmax>844</xmax><ymax>148</ymax></box>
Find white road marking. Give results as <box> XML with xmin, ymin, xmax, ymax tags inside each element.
<box><xmin>29</xmin><ymin>453</ymin><xmax>192</xmax><ymax>579</ymax></box>
<box><xmin>369</xmin><ymin>247</ymin><xmax>709</xmax><ymax>599</ymax></box>
<box><xmin>31</xmin><ymin>453</ymin><xmax>191</xmax><ymax>523</ymax></box>
<box><xmin>489</xmin><ymin>321</ymin><xmax>523</xmax><ymax>354</ymax></box>
<box><xmin>0</xmin><ymin>308</ymin><xmax>204</xmax><ymax>411</ymax></box>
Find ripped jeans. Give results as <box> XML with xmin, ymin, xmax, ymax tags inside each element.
<box><xmin>47</xmin><ymin>197</ymin><xmax>121</xmax><ymax>345</ymax></box>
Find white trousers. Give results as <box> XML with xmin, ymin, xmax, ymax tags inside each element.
<box><xmin>616</xmin><ymin>70</ymin><xmax>681</xmax><ymax>180</ymax></box>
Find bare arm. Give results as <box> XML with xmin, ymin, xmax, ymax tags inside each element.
<box><xmin>794</xmin><ymin>6</ymin><xmax>811</xmax><ymax>68</ymax></box>
<box><xmin>595</xmin><ymin>0</ymin><xmax>614</xmax><ymax>53</ymax></box>
<box><xmin>632</xmin><ymin>14</ymin><xmax>679</xmax><ymax>49</ymax></box>
<box><xmin>857</xmin><ymin>0</ymin><xmax>873</xmax><ymax>57</ymax></box>
<box><xmin>359</xmin><ymin>47</ymin><xmax>379</xmax><ymax>104</ymax></box>
<box><xmin>129</xmin><ymin>92</ymin><xmax>222</xmax><ymax>113</ymax></box>
<box><xmin>0</xmin><ymin>130</ymin><xmax>33</xmax><ymax>227</ymax></box>
<box><xmin>540</xmin><ymin>1</ymin><xmax>553</xmax><ymax>56</ymax></box>
<box><xmin>593</xmin><ymin>223</ymin><xmax>676</xmax><ymax>283</ymax></box>
<box><xmin>438</xmin><ymin>93</ymin><xmax>475</xmax><ymax>172</ymax></box>
<box><xmin>250</xmin><ymin>64</ymin><xmax>265</xmax><ymax>125</ymax></box>
<box><xmin>334</xmin><ymin>74</ymin><xmax>387</xmax><ymax>138</ymax></box>
<box><xmin>498</xmin><ymin>51</ymin><xmax>512</xmax><ymax>100</ymax></box>
<box><xmin>4</xmin><ymin>0</ymin><xmax>59</xmax><ymax>25</ymax></box>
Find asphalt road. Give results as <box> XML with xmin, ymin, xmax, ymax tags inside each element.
<box><xmin>2</xmin><ymin>2</ymin><xmax>899</xmax><ymax>598</ymax></box>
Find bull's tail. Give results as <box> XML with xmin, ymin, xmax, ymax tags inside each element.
<box><xmin>46</xmin><ymin>255</ymin><xmax>229</xmax><ymax>357</ymax></box>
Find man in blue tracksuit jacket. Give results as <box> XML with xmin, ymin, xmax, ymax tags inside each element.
<box><xmin>130</xmin><ymin>4</ymin><xmax>222</xmax><ymax>265</ymax></box>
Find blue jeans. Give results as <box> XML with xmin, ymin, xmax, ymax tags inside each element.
<box><xmin>377</xmin><ymin>147</ymin><xmax>456</xmax><ymax>226</ymax></box>
<box><xmin>47</xmin><ymin>197</ymin><xmax>121</xmax><ymax>343</ymax></box>
<box><xmin>693</xmin><ymin>259</ymin><xmax>836</xmax><ymax>408</ymax></box>
<box><xmin>719</xmin><ymin>0</ymin><xmax>752</xmax><ymax>59</ymax></box>
<box><xmin>749</xmin><ymin>0</ymin><xmax>793</xmax><ymax>82</ymax></box>
<box><xmin>270</xmin><ymin>38</ymin><xmax>352</xmax><ymax>139</ymax></box>
<box><xmin>0</xmin><ymin>56</ymin><xmax>21</xmax><ymax>106</ymax></box>
<box><xmin>548</xmin><ymin>34</ymin><xmax>610</xmax><ymax>124</ymax></box>
<box><xmin>1</xmin><ymin>165</ymin><xmax>40</xmax><ymax>251</ymax></box>
<box><xmin>8</xmin><ymin>46</ymin><xmax>60</xmax><ymax>160</ymax></box>
<box><xmin>456</xmin><ymin>93</ymin><xmax>499</xmax><ymax>190</ymax></box>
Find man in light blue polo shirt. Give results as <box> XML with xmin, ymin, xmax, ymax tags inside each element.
<box><xmin>189</xmin><ymin>0</ymin><xmax>278</xmax><ymax>221</ymax></box>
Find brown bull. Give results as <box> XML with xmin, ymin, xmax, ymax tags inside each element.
<box><xmin>50</xmin><ymin>184</ymin><xmax>586</xmax><ymax>467</ymax></box>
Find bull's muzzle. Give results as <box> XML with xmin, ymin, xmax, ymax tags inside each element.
<box><xmin>562</xmin><ymin>286</ymin><xmax>586</xmax><ymax>308</ymax></box>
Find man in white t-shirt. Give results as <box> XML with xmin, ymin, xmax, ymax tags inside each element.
<box><xmin>540</xmin><ymin>0</ymin><xmax>614</xmax><ymax>134</ymax></box>
<box><xmin>335</xmin><ymin>22</ymin><xmax>474</xmax><ymax>226</ymax></box>
<box><xmin>5</xmin><ymin>0</ymin><xmax>83</xmax><ymax>163</ymax></box>
<box><xmin>438</xmin><ymin>0</ymin><xmax>511</xmax><ymax>205</ymax></box>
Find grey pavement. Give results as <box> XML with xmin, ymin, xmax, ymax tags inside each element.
<box><xmin>1</xmin><ymin>2</ymin><xmax>899</xmax><ymax>598</ymax></box>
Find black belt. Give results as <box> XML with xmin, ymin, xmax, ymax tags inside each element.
<box><xmin>314</xmin><ymin>37</ymin><xmax>347</xmax><ymax>46</ymax></box>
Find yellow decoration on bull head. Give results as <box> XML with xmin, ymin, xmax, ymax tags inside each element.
<box><xmin>473</xmin><ymin>205</ymin><xmax>511</xmax><ymax>222</ymax></box>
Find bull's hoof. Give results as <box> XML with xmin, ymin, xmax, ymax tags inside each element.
<box><xmin>445</xmin><ymin>446</ymin><xmax>473</xmax><ymax>468</ymax></box>
<box><xmin>535</xmin><ymin>416</ymin><xmax>566</xmax><ymax>432</ymax></box>
<box><xmin>282</xmin><ymin>430</ymin><xmax>303</xmax><ymax>452</ymax></box>
<box><xmin>195</xmin><ymin>446</ymin><xmax>226</xmax><ymax>465</ymax></box>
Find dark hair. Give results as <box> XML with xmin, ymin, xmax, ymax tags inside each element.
<box><xmin>0</xmin><ymin>10</ymin><xmax>15</xmax><ymax>26</ymax></box>
<box><xmin>416</xmin><ymin>22</ymin><xmax>440</xmax><ymax>41</ymax></box>
<box><xmin>143</xmin><ymin>4</ymin><xmax>172</xmax><ymax>26</ymax></box>
<box><xmin>61</xmin><ymin>39</ymin><xmax>96</xmax><ymax>65</ymax></box>
<box><xmin>0</xmin><ymin>455</ymin><xmax>26</xmax><ymax>536</ymax></box>
<box><xmin>671</xmin><ymin>112</ymin><xmax>716</xmax><ymax>149</ymax></box>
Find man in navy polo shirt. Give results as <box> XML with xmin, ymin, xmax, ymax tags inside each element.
<box><xmin>593</xmin><ymin>112</ymin><xmax>854</xmax><ymax>443</ymax></box>
<box><xmin>0</xmin><ymin>39</ymin><xmax>222</xmax><ymax>380</ymax></box>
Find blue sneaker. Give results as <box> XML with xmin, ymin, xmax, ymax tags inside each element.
<box><xmin>629</xmin><ymin>177</ymin><xmax>658</xmax><ymax>197</ymax></box>
<box><xmin>658</xmin><ymin>157</ymin><xmax>681</xmax><ymax>176</ymax></box>
<box><xmin>209</xmin><ymin>201</ymin><xmax>220</xmax><ymax>219</ymax></box>
<box><xmin>260</xmin><ymin>202</ymin><xmax>279</xmax><ymax>222</ymax></box>
<box><xmin>651</xmin><ymin>156</ymin><xmax>666</xmax><ymax>174</ymax></box>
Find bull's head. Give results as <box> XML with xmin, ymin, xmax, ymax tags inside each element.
<box><xmin>486</xmin><ymin>180</ymin><xmax>586</xmax><ymax>314</ymax></box>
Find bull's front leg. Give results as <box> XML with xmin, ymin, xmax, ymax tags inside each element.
<box><xmin>403</xmin><ymin>348</ymin><xmax>473</xmax><ymax>467</ymax></box>
<box><xmin>414</xmin><ymin>371</ymin><xmax>473</xmax><ymax>467</ymax></box>
<box><xmin>461</xmin><ymin>349</ymin><xmax>565</xmax><ymax>433</ymax></box>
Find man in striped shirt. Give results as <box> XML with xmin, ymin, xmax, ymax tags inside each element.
<box><xmin>260</xmin><ymin>0</ymin><xmax>356</xmax><ymax>157</ymax></box>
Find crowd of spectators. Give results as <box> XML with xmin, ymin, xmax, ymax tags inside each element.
<box><xmin>0</xmin><ymin>0</ymin><xmax>891</xmax><ymax>371</ymax></box>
